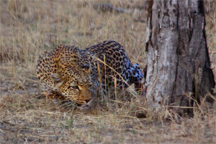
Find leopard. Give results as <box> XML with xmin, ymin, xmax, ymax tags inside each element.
<box><xmin>37</xmin><ymin>40</ymin><xmax>143</xmax><ymax>109</ymax></box>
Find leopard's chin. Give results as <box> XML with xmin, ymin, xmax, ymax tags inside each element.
<box><xmin>76</xmin><ymin>98</ymin><xmax>94</xmax><ymax>109</ymax></box>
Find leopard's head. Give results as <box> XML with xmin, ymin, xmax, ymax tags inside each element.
<box><xmin>37</xmin><ymin>45</ymin><xmax>93</xmax><ymax>108</ymax></box>
<box><xmin>50</xmin><ymin>46</ymin><xmax>94</xmax><ymax>109</ymax></box>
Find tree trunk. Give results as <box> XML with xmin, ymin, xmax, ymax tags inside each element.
<box><xmin>145</xmin><ymin>0</ymin><xmax>215</xmax><ymax>113</ymax></box>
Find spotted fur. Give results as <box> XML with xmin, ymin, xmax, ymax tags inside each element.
<box><xmin>37</xmin><ymin>40</ymin><xmax>143</xmax><ymax>108</ymax></box>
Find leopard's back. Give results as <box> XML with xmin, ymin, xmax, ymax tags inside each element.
<box><xmin>85</xmin><ymin>40</ymin><xmax>143</xmax><ymax>90</ymax></box>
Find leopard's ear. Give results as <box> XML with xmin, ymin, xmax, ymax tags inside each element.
<box><xmin>81</xmin><ymin>63</ymin><xmax>90</xmax><ymax>74</ymax></box>
<box><xmin>86</xmin><ymin>51</ymin><xmax>93</xmax><ymax>60</ymax></box>
<box><xmin>81</xmin><ymin>63</ymin><xmax>89</xmax><ymax>69</ymax></box>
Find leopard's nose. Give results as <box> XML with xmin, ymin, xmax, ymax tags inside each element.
<box><xmin>85</xmin><ymin>99</ymin><xmax>91</xmax><ymax>103</ymax></box>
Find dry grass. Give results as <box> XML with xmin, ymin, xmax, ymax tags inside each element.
<box><xmin>0</xmin><ymin>0</ymin><xmax>216</xmax><ymax>143</ymax></box>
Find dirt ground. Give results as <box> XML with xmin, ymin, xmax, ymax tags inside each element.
<box><xmin>0</xmin><ymin>0</ymin><xmax>216</xmax><ymax>143</ymax></box>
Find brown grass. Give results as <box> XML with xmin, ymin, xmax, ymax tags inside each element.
<box><xmin>0</xmin><ymin>0</ymin><xmax>216</xmax><ymax>143</ymax></box>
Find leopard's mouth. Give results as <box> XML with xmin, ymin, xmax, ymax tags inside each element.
<box><xmin>75</xmin><ymin>98</ymin><xmax>93</xmax><ymax>109</ymax></box>
<box><xmin>75</xmin><ymin>83</ymin><xmax>93</xmax><ymax>109</ymax></box>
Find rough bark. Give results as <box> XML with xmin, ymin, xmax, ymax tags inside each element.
<box><xmin>145</xmin><ymin>0</ymin><xmax>215</xmax><ymax>113</ymax></box>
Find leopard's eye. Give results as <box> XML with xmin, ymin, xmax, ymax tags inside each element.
<box><xmin>69</xmin><ymin>82</ymin><xmax>79</xmax><ymax>89</ymax></box>
<box><xmin>77</xmin><ymin>81</ymin><xmax>86</xmax><ymax>87</ymax></box>
<box><xmin>68</xmin><ymin>86</ymin><xmax>79</xmax><ymax>89</ymax></box>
